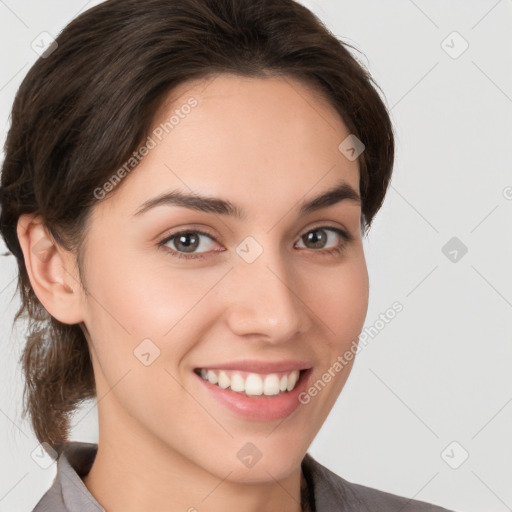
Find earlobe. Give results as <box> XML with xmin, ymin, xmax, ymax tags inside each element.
<box><xmin>16</xmin><ymin>213</ymin><xmax>85</xmax><ymax>325</ymax></box>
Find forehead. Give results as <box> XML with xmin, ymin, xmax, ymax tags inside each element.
<box><xmin>93</xmin><ymin>73</ymin><xmax>360</xmax><ymax>221</ymax></box>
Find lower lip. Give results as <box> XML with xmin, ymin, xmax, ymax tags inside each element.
<box><xmin>195</xmin><ymin>369</ymin><xmax>312</xmax><ymax>421</ymax></box>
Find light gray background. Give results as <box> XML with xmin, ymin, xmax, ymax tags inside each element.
<box><xmin>1</xmin><ymin>1</ymin><xmax>511</xmax><ymax>511</ymax></box>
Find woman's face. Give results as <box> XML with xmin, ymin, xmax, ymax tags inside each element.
<box><xmin>79</xmin><ymin>73</ymin><xmax>369</xmax><ymax>481</ymax></box>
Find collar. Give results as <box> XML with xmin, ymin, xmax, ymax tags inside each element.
<box><xmin>58</xmin><ymin>442</ymin><xmax>105</xmax><ymax>512</ymax></box>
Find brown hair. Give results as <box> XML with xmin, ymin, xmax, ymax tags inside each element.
<box><xmin>0</xmin><ymin>0</ymin><xmax>394</xmax><ymax>455</ymax></box>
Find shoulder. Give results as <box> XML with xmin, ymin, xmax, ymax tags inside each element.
<box><xmin>301</xmin><ymin>452</ymin><xmax>456</xmax><ymax>511</ymax></box>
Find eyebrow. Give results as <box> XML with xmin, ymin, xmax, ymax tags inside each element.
<box><xmin>132</xmin><ymin>180</ymin><xmax>361</xmax><ymax>219</ymax></box>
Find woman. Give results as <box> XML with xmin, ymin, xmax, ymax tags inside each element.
<box><xmin>0</xmin><ymin>0</ymin><xmax>456</xmax><ymax>510</ymax></box>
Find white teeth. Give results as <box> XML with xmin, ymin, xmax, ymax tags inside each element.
<box><xmin>206</xmin><ymin>370</ymin><xmax>218</xmax><ymax>385</ymax></box>
<box><xmin>230</xmin><ymin>373</ymin><xmax>245</xmax><ymax>392</ymax></box>
<box><xmin>198</xmin><ymin>369</ymin><xmax>302</xmax><ymax>396</ymax></box>
<box><xmin>218</xmin><ymin>371</ymin><xmax>230</xmax><ymax>389</ymax></box>
<box><xmin>245</xmin><ymin>374</ymin><xmax>264</xmax><ymax>395</ymax></box>
<box><xmin>263</xmin><ymin>374</ymin><xmax>280</xmax><ymax>395</ymax></box>
<box><xmin>287</xmin><ymin>371</ymin><xmax>299</xmax><ymax>391</ymax></box>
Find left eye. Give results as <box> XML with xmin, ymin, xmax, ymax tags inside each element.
<box><xmin>157</xmin><ymin>226</ymin><xmax>352</xmax><ymax>260</ymax></box>
<box><xmin>296</xmin><ymin>227</ymin><xmax>349</xmax><ymax>251</ymax></box>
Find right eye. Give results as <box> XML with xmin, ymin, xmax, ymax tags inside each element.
<box><xmin>157</xmin><ymin>229</ymin><xmax>222</xmax><ymax>260</ymax></box>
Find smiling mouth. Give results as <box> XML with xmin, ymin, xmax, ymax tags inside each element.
<box><xmin>193</xmin><ymin>368</ymin><xmax>306</xmax><ymax>397</ymax></box>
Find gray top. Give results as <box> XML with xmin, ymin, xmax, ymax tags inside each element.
<box><xmin>32</xmin><ymin>442</ymin><xmax>455</xmax><ymax>511</ymax></box>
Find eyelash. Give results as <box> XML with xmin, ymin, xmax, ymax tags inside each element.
<box><xmin>157</xmin><ymin>226</ymin><xmax>354</xmax><ymax>261</ymax></box>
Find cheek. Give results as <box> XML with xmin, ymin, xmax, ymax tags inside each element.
<box><xmin>81</xmin><ymin>252</ymin><xmax>218</xmax><ymax>434</ymax></box>
<box><xmin>85</xmin><ymin>246</ymin><xmax>220</xmax><ymax>337</ymax></box>
<box><xmin>309</xmin><ymin>252</ymin><xmax>369</xmax><ymax>348</ymax></box>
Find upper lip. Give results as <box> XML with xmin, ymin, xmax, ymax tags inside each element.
<box><xmin>195</xmin><ymin>360</ymin><xmax>313</xmax><ymax>373</ymax></box>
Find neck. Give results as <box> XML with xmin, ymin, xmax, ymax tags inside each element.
<box><xmin>82</xmin><ymin>417</ymin><xmax>306</xmax><ymax>512</ymax></box>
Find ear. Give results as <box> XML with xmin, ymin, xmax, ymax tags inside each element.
<box><xmin>16</xmin><ymin>213</ymin><xmax>86</xmax><ymax>325</ymax></box>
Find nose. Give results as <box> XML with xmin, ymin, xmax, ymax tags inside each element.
<box><xmin>224</xmin><ymin>244</ymin><xmax>312</xmax><ymax>343</ymax></box>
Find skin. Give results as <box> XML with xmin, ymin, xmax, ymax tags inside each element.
<box><xmin>17</xmin><ymin>73</ymin><xmax>369</xmax><ymax>512</ymax></box>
